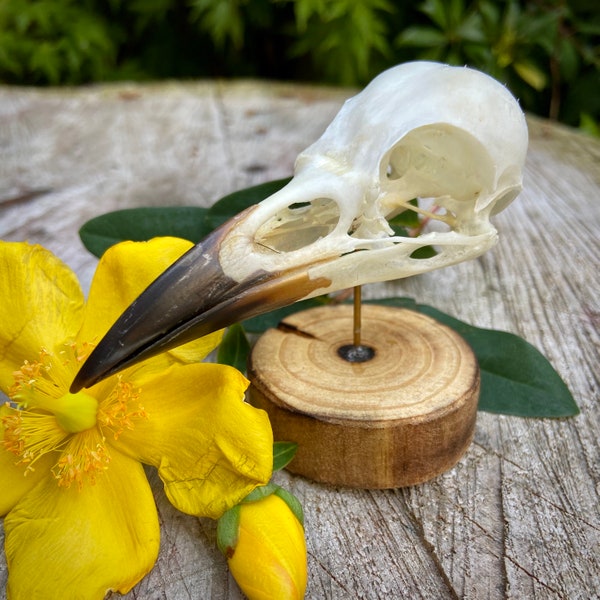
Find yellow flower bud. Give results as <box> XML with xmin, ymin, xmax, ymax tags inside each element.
<box><xmin>219</xmin><ymin>489</ymin><xmax>307</xmax><ymax>600</ymax></box>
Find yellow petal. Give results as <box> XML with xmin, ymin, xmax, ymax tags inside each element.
<box><xmin>4</xmin><ymin>447</ymin><xmax>159</xmax><ymax>599</ymax></box>
<box><xmin>0</xmin><ymin>242</ymin><xmax>84</xmax><ymax>392</ymax></box>
<box><xmin>79</xmin><ymin>237</ymin><xmax>192</xmax><ymax>342</ymax></box>
<box><xmin>79</xmin><ymin>236</ymin><xmax>222</xmax><ymax>362</ymax></box>
<box><xmin>115</xmin><ymin>363</ymin><xmax>273</xmax><ymax>518</ymax></box>
<box><xmin>166</xmin><ymin>327</ymin><xmax>224</xmax><ymax>364</ymax></box>
<box><xmin>229</xmin><ymin>494</ymin><xmax>307</xmax><ymax>600</ymax></box>
<box><xmin>113</xmin><ymin>325</ymin><xmax>224</xmax><ymax>385</ymax></box>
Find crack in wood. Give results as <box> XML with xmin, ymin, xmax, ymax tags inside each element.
<box><xmin>276</xmin><ymin>321</ymin><xmax>319</xmax><ymax>339</ymax></box>
<box><xmin>307</xmin><ymin>549</ymin><xmax>353</xmax><ymax>596</ymax></box>
<box><xmin>505</xmin><ymin>555</ymin><xmax>565</xmax><ymax>597</ymax></box>
<box><xmin>399</xmin><ymin>495</ymin><xmax>461</xmax><ymax>600</ymax></box>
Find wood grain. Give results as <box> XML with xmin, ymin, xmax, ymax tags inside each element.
<box><xmin>248</xmin><ymin>305</ymin><xmax>480</xmax><ymax>488</ymax></box>
<box><xmin>1</xmin><ymin>81</ymin><xmax>599</xmax><ymax>599</ymax></box>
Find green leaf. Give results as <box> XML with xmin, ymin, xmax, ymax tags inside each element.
<box><xmin>241</xmin><ymin>482</ymin><xmax>279</xmax><ymax>503</ymax></box>
<box><xmin>579</xmin><ymin>112</ymin><xmax>600</xmax><ymax>137</ymax></box>
<box><xmin>456</xmin><ymin>13</ymin><xmax>486</xmax><ymax>43</ymax></box>
<box><xmin>513</xmin><ymin>60</ymin><xmax>548</xmax><ymax>91</ymax></box>
<box><xmin>274</xmin><ymin>487</ymin><xmax>305</xmax><ymax>526</ymax></box>
<box><xmin>420</xmin><ymin>0</ymin><xmax>450</xmax><ymax>29</ymax></box>
<box><xmin>273</xmin><ymin>441</ymin><xmax>298</xmax><ymax>471</ymax></box>
<box><xmin>558</xmin><ymin>37</ymin><xmax>580</xmax><ymax>82</ymax></box>
<box><xmin>365</xmin><ymin>297</ymin><xmax>418</xmax><ymax>310</ymax></box>
<box><xmin>216</xmin><ymin>504</ymin><xmax>240</xmax><ymax>558</ymax></box>
<box><xmin>387</xmin><ymin>200</ymin><xmax>420</xmax><ymax>228</ymax></box>
<box><xmin>409</xmin><ymin>245</ymin><xmax>437</xmax><ymax>259</ymax></box>
<box><xmin>79</xmin><ymin>206</ymin><xmax>211</xmax><ymax>257</ymax></box>
<box><xmin>189</xmin><ymin>0</ymin><xmax>246</xmax><ymax>48</ymax></box>
<box><xmin>395</xmin><ymin>26</ymin><xmax>448</xmax><ymax>48</ymax></box>
<box><xmin>217</xmin><ymin>323</ymin><xmax>250</xmax><ymax>374</ymax></box>
<box><xmin>206</xmin><ymin>177</ymin><xmax>291</xmax><ymax>230</ymax></box>
<box><xmin>78</xmin><ymin>178</ymin><xmax>290</xmax><ymax>259</ymax></box>
<box><xmin>414</xmin><ymin>304</ymin><xmax>579</xmax><ymax>417</ymax></box>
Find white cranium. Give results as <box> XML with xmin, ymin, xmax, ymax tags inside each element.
<box><xmin>219</xmin><ymin>61</ymin><xmax>528</xmax><ymax>295</ymax></box>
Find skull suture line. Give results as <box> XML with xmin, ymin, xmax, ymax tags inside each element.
<box><xmin>71</xmin><ymin>61</ymin><xmax>529</xmax><ymax>391</ymax></box>
<box><xmin>219</xmin><ymin>61</ymin><xmax>528</xmax><ymax>293</ymax></box>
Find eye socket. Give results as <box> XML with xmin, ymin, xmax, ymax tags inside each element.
<box><xmin>254</xmin><ymin>197</ymin><xmax>340</xmax><ymax>253</ymax></box>
<box><xmin>383</xmin><ymin>124</ymin><xmax>493</xmax><ymax>203</ymax></box>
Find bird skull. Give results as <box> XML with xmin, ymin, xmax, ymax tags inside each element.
<box><xmin>72</xmin><ymin>61</ymin><xmax>528</xmax><ymax>391</ymax></box>
<box><xmin>219</xmin><ymin>61</ymin><xmax>528</xmax><ymax>292</ymax></box>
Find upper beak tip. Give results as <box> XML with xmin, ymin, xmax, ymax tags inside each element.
<box><xmin>69</xmin><ymin>373</ymin><xmax>87</xmax><ymax>394</ymax></box>
<box><xmin>70</xmin><ymin>362</ymin><xmax>104</xmax><ymax>393</ymax></box>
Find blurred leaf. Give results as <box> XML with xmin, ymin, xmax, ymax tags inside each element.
<box><xmin>189</xmin><ymin>0</ymin><xmax>246</xmax><ymax>48</ymax></box>
<box><xmin>579</xmin><ymin>112</ymin><xmax>600</xmax><ymax>137</ymax></box>
<box><xmin>479</xmin><ymin>0</ymin><xmax>500</xmax><ymax>30</ymax></box>
<box><xmin>79</xmin><ymin>206</ymin><xmax>211</xmax><ymax>257</ymax></box>
<box><xmin>514</xmin><ymin>60</ymin><xmax>548</xmax><ymax>90</ymax></box>
<box><xmin>206</xmin><ymin>178</ymin><xmax>291</xmax><ymax>229</ymax></box>
<box><xmin>558</xmin><ymin>37</ymin><xmax>580</xmax><ymax>82</ymax></box>
<box><xmin>79</xmin><ymin>179</ymin><xmax>290</xmax><ymax>258</ymax></box>
<box><xmin>519</xmin><ymin>7</ymin><xmax>560</xmax><ymax>48</ymax></box>
<box><xmin>420</xmin><ymin>0</ymin><xmax>451</xmax><ymax>30</ymax></box>
<box><xmin>29</xmin><ymin>42</ymin><xmax>60</xmax><ymax>84</ymax></box>
<box><xmin>396</xmin><ymin>26</ymin><xmax>448</xmax><ymax>48</ymax></box>
<box><xmin>217</xmin><ymin>323</ymin><xmax>251</xmax><ymax>374</ymax></box>
<box><xmin>0</xmin><ymin>0</ymin><xmax>118</xmax><ymax>84</ymax></box>
<box><xmin>456</xmin><ymin>12</ymin><xmax>486</xmax><ymax>43</ymax></box>
<box><xmin>287</xmin><ymin>0</ymin><xmax>394</xmax><ymax>84</ymax></box>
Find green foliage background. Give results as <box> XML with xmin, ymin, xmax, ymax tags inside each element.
<box><xmin>1</xmin><ymin>0</ymin><xmax>598</xmax><ymax>132</ymax></box>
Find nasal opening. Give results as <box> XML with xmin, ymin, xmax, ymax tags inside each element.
<box><xmin>254</xmin><ymin>197</ymin><xmax>340</xmax><ymax>252</ymax></box>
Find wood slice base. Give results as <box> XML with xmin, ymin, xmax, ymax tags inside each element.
<box><xmin>248</xmin><ymin>305</ymin><xmax>480</xmax><ymax>488</ymax></box>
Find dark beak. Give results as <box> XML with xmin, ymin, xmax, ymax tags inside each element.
<box><xmin>70</xmin><ymin>209</ymin><xmax>331</xmax><ymax>392</ymax></box>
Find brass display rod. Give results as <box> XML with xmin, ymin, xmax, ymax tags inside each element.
<box><xmin>337</xmin><ymin>285</ymin><xmax>375</xmax><ymax>363</ymax></box>
<box><xmin>353</xmin><ymin>285</ymin><xmax>362</xmax><ymax>347</ymax></box>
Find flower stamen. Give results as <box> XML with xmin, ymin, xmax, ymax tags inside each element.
<box><xmin>52</xmin><ymin>432</ymin><xmax>111</xmax><ymax>490</ymax></box>
<box><xmin>2</xmin><ymin>406</ymin><xmax>68</xmax><ymax>474</ymax></box>
<box><xmin>3</xmin><ymin>345</ymin><xmax>148</xmax><ymax>489</ymax></box>
<box><xmin>98</xmin><ymin>378</ymin><xmax>147</xmax><ymax>440</ymax></box>
<box><xmin>9</xmin><ymin>349</ymin><xmax>58</xmax><ymax>405</ymax></box>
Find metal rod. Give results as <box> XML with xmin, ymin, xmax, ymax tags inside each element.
<box><xmin>353</xmin><ymin>285</ymin><xmax>362</xmax><ymax>347</ymax></box>
<box><xmin>337</xmin><ymin>285</ymin><xmax>374</xmax><ymax>363</ymax></box>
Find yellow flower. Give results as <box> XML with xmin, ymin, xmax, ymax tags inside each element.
<box><xmin>0</xmin><ymin>239</ymin><xmax>273</xmax><ymax>599</ymax></box>
<box><xmin>218</xmin><ymin>486</ymin><xmax>308</xmax><ymax>600</ymax></box>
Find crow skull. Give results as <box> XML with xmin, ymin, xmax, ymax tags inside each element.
<box><xmin>219</xmin><ymin>60</ymin><xmax>528</xmax><ymax>293</ymax></box>
<box><xmin>72</xmin><ymin>61</ymin><xmax>528</xmax><ymax>390</ymax></box>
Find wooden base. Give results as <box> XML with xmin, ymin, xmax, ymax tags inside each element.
<box><xmin>247</xmin><ymin>305</ymin><xmax>480</xmax><ymax>488</ymax></box>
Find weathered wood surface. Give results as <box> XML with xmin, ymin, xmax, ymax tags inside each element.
<box><xmin>1</xmin><ymin>80</ymin><xmax>599</xmax><ymax>599</ymax></box>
